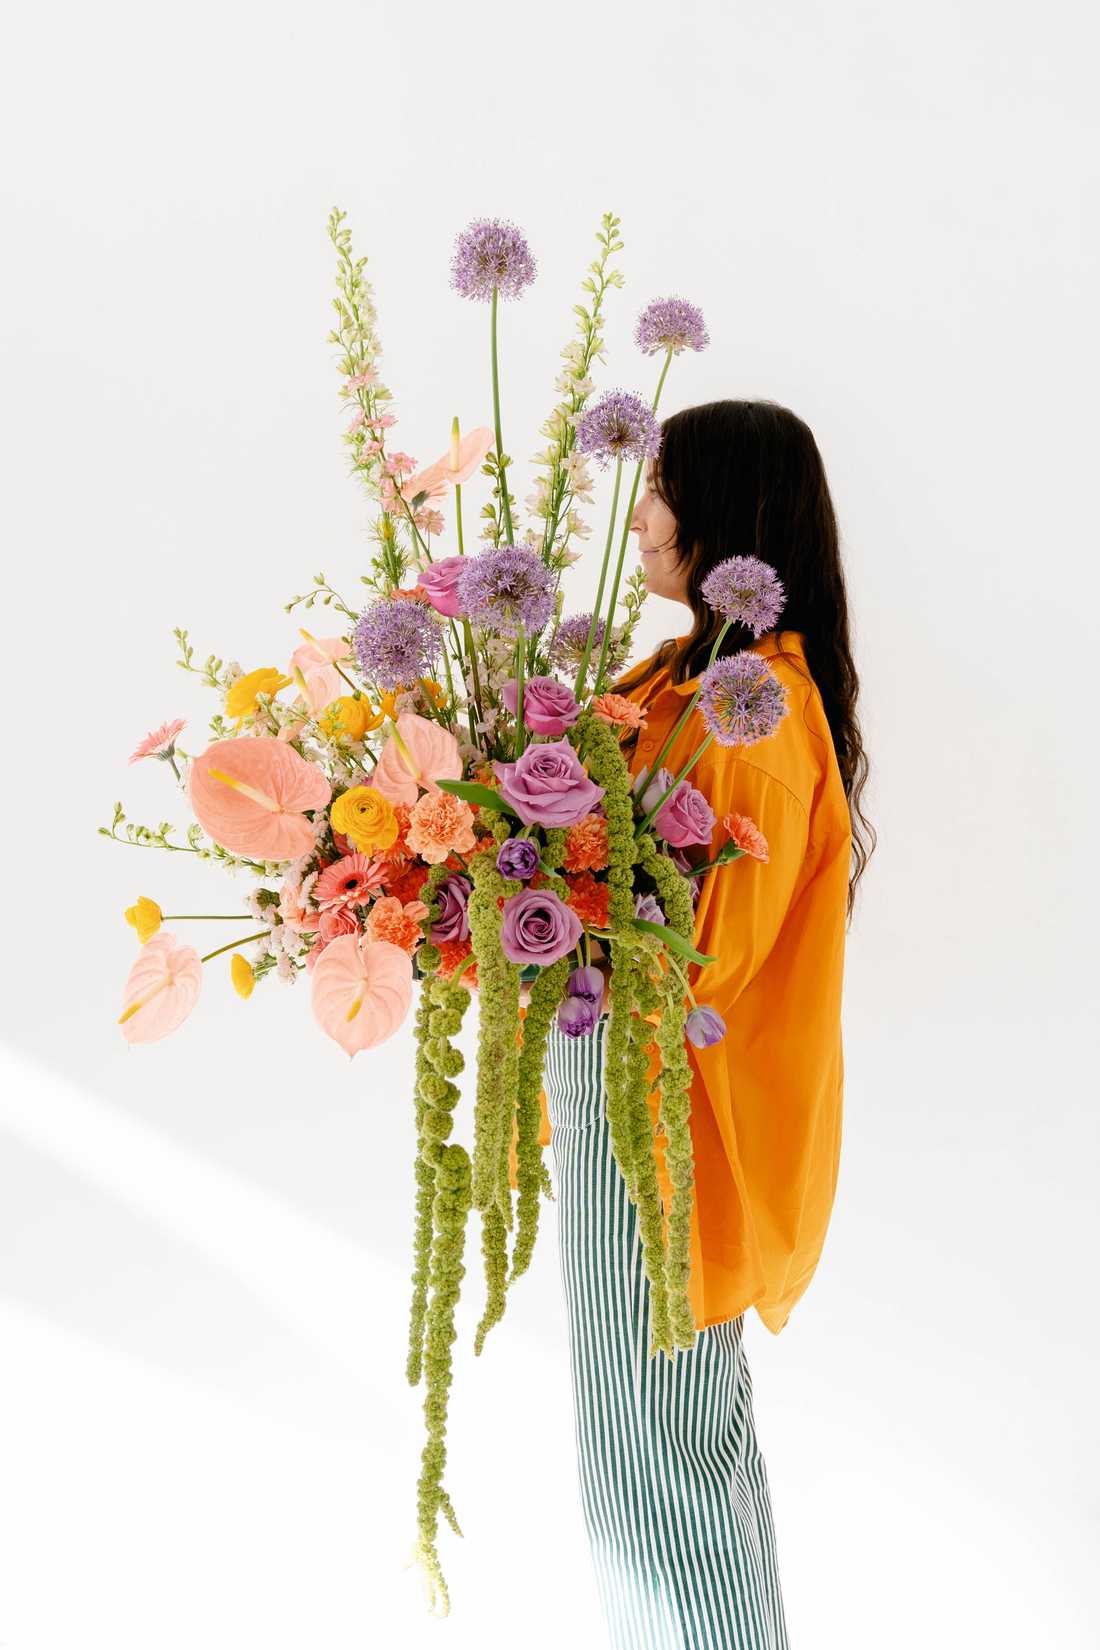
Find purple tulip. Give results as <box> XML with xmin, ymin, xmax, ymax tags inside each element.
<box><xmin>567</xmin><ymin>965</ymin><xmax>604</xmax><ymax>1004</ymax></box>
<box><xmin>493</xmin><ymin>738</ymin><xmax>605</xmax><ymax>829</ymax></box>
<box><xmin>499</xmin><ymin>887</ymin><xmax>583</xmax><ymax>967</ymax></box>
<box><xmin>430</xmin><ymin>873</ymin><xmax>472</xmax><ymax>943</ymax></box>
<box><xmin>633</xmin><ymin>893</ymin><xmax>665</xmax><ymax>926</ymax></box>
<box><xmin>496</xmin><ymin>836</ymin><xmax>540</xmax><ymax>881</ymax></box>
<box><xmin>500</xmin><ymin>675</ymin><xmax>581</xmax><ymax>736</ymax></box>
<box><xmin>557</xmin><ymin>994</ymin><xmax>600</xmax><ymax>1038</ymax></box>
<box><xmin>685</xmin><ymin>1005</ymin><xmax>726</xmax><ymax>1048</ymax></box>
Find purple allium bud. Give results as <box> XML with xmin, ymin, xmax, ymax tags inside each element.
<box><xmin>698</xmin><ymin>653</ymin><xmax>789</xmax><ymax>747</ymax></box>
<box><xmin>699</xmin><ymin>555</ymin><xmax>786</xmax><ymax>636</ymax></box>
<box><xmin>352</xmin><ymin>596</ymin><xmax>442</xmax><ymax>691</ymax></box>
<box><xmin>450</xmin><ymin>218</ymin><xmax>537</xmax><ymax>302</ymax></box>
<box><xmin>455</xmin><ymin>546</ymin><xmax>555</xmax><ymax>638</ymax></box>
<box><xmin>574</xmin><ymin>389</ymin><xmax>663</xmax><ymax>471</ymax></box>
<box><xmin>557</xmin><ymin>993</ymin><xmax>600</xmax><ymax>1038</ymax></box>
<box><xmin>496</xmin><ymin>836</ymin><xmax>540</xmax><ymax>882</ymax></box>
<box><xmin>685</xmin><ymin>1005</ymin><xmax>726</xmax><ymax>1048</ymax></box>
<box><xmin>567</xmin><ymin>965</ymin><xmax>604</xmax><ymax>1004</ymax></box>
<box><xmin>633</xmin><ymin>892</ymin><xmax>666</xmax><ymax>925</ymax></box>
<box><xmin>548</xmin><ymin>613</ymin><xmax>630</xmax><ymax>677</ymax></box>
<box><xmin>634</xmin><ymin>297</ymin><xmax>710</xmax><ymax>356</ymax></box>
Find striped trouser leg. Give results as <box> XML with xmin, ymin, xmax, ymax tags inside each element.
<box><xmin>545</xmin><ymin>1018</ymin><xmax>791</xmax><ymax>1650</ymax></box>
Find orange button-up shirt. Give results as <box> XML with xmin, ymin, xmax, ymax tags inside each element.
<box><xmin>515</xmin><ymin>628</ymin><xmax>851</xmax><ymax>1335</ymax></box>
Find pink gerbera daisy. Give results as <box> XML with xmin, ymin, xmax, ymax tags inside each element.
<box><xmin>129</xmin><ymin>718</ymin><xmax>186</xmax><ymax>764</ymax></box>
<box><xmin>313</xmin><ymin>853</ymin><xmax>389</xmax><ymax>910</ymax></box>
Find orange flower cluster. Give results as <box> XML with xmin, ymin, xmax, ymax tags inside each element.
<box><xmin>563</xmin><ymin>872</ymin><xmax>610</xmax><ymax>929</ymax></box>
<box><xmin>375</xmin><ymin>802</ymin><xmax>414</xmax><ymax>866</ymax></box>
<box><xmin>563</xmin><ymin>815</ymin><xmax>609</xmax><ymax>873</ymax></box>
<box><xmin>366</xmin><ymin>895</ymin><xmax>428</xmax><ymax>955</ymax></box>
<box><xmin>437</xmin><ymin>937</ymin><xmax>477</xmax><ymax>986</ymax></box>
<box><xmin>385</xmin><ymin>860</ymin><xmax>431</xmax><ymax>904</ymax></box>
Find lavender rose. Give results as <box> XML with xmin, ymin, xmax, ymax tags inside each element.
<box><xmin>557</xmin><ymin>994</ymin><xmax>600</xmax><ymax>1038</ymax></box>
<box><xmin>493</xmin><ymin>738</ymin><xmax>605</xmax><ymax>828</ymax></box>
<box><xmin>654</xmin><ymin>779</ymin><xmax>716</xmax><ymax>848</ymax></box>
<box><xmin>496</xmin><ymin>836</ymin><xmax>540</xmax><ymax>881</ymax></box>
<box><xmin>685</xmin><ymin>1005</ymin><xmax>726</xmax><ymax>1048</ymax></box>
<box><xmin>500</xmin><ymin>887</ymin><xmax>583</xmax><ymax>967</ymax></box>
<box><xmin>430</xmin><ymin>873</ymin><xmax>472</xmax><ymax>943</ymax></box>
<box><xmin>500</xmin><ymin>675</ymin><xmax>581</xmax><ymax>736</ymax></box>
<box><xmin>416</xmin><ymin>555</ymin><xmax>466</xmax><ymax>619</ymax></box>
<box><xmin>633</xmin><ymin>764</ymin><xmax>676</xmax><ymax>817</ymax></box>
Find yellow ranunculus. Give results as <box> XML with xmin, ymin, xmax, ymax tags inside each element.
<box><xmin>230</xmin><ymin>953</ymin><xmax>255</xmax><ymax>999</ymax></box>
<box><xmin>319</xmin><ymin>694</ymin><xmax>385</xmax><ymax>741</ymax></box>
<box><xmin>124</xmin><ymin>895</ymin><xmax>162</xmax><ymax>944</ymax></box>
<box><xmin>330</xmin><ymin>785</ymin><xmax>398</xmax><ymax>853</ymax></box>
<box><xmin>379</xmin><ymin>691</ymin><xmax>398</xmax><ymax>720</ymax></box>
<box><xmin>226</xmin><ymin>667</ymin><xmax>293</xmax><ymax>722</ymax></box>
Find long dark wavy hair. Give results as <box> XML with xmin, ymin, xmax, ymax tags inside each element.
<box><xmin>619</xmin><ymin>398</ymin><xmax>875</xmax><ymax>923</ymax></box>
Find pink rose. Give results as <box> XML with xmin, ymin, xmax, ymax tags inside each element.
<box><xmin>416</xmin><ymin>556</ymin><xmax>466</xmax><ymax>618</ymax></box>
<box><xmin>500</xmin><ymin>675</ymin><xmax>582</xmax><ymax>736</ymax></box>
<box><xmin>493</xmin><ymin>738</ymin><xmax>605</xmax><ymax>828</ymax></box>
<box><xmin>654</xmin><ymin>779</ymin><xmax>716</xmax><ymax>848</ymax></box>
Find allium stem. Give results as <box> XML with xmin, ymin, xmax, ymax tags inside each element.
<box><xmin>593</xmin><ymin>348</ymin><xmax>675</xmax><ymax>694</ymax></box>
<box><xmin>453</xmin><ymin>482</ymin><xmax>483</xmax><ymax>741</ymax></box>
<box><xmin>631</xmin><ymin>619</ymin><xmax>733</xmax><ymax>828</ymax></box>
<box><xmin>514</xmin><ymin>622</ymin><xmax>527</xmax><ymax>758</ymax></box>
<box><xmin>490</xmin><ymin>288</ymin><xmax>515</xmax><ymax>545</ymax></box>
<box><xmin>573</xmin><ymin>458</ymin><xmax>624</xmax><ymax>700</ymax></box>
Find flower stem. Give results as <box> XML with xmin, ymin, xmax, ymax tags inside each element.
<box><xmin>514</xmin><ymin>622</ymin><xmax>527</xmax><ymax>758</ymax></box>
<box><xmin>634</xmin><ymin>732</ymin><xmax>715</xmax><ymax>838</ymax></box>
<box><xmin>573</xmin><ymin>458</ymin><xmax>624</xmax><ymax>700</ymax></box>
<box><xmin>632</xmin><ymin>615</ymin><xmax>732</xmax><ymax>807</ymax></box>
<box><xmin>490</xmin><ymin>288</ymin><xmax>515</xmax><ymax>546</ymax></box>
<box><xmin>200</xmin><ymin>933</ymin><xmax>267</xmax><ymax>963</ymax></box>
<box><xmin>592</xmin><ymin>348</ymin><xmax>675</xmax><ymax>695</ymax></box>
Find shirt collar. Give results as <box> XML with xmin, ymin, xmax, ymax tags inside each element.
<box><xmin>648</xmin><ymin>629</ymin><xmax>806</xmax><ymax>697</ymax></box>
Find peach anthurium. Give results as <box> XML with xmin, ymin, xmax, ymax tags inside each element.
<box><xmin>311</xmin><ymin>932</ymin><xmax>413</xmax><ymax>1056</ymax></box>
<box><xmin>288</xmin><ymin>631</ymin><xmax>355</xmax><ymax>717</ymax></box>
<box><xmin>371</xmin><ymin>713</ymin><xmax>462</xmax><ymax>808</ymax></box>
<box><xmin>401</xmin><ymin>421</ymin><xmax>494</xmax><ymax>503</ymax></box>
<box><xmin>118</xmin><ymin>932</ymin><xmax>203</xmax><ymax>1044</ymax></box>
<box><xmin>188</xmin><ymin>736</ymin><xmax>332</xmax><ymax>859</ymax></box>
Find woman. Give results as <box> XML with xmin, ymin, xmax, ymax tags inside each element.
<box><xmin>540</xmin><ymin>399</ymin><xmax>875</xmax><ymax>1649</ymax></box>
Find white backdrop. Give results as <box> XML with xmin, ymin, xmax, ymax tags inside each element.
<box><xmin>2</xmin><ymin>2</ymin><xmax>1097</xmax><ymax>1646</ymax></box>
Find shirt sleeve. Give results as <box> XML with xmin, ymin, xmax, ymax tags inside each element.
<box><xmin>688</xmin><ymin>754</ymin><xmax>811</xmax><ymax>1012</ymax></box>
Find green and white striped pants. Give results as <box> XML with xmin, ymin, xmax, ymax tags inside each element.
<box><xmin>545</xmin><ymin>1017</ymin><xmax>791</xmax><ymax>1650</ymax></box>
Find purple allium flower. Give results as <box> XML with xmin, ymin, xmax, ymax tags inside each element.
<box><xmin>634</xmin><ymin>296</ymin><xmax>710</xmax><ymax>357</ymax></box>
<box><xmin>685</xmin><ymin>1005</ymin><xmax>726</xmax><ymax>1048</ymax></box>
<box><xmin>455</xmin><ymin>546</ymin><xmax>555</xmax><ymax>638</ymax></box>
<box><xmin>699</xmin><ymin>555</ymin><xmax>786</xmax><ymax>636</ymax></box>
<box><xmin>548</xmin><ymin>613</ymin><xmax>630</xmax><ymax>677</ymax></box>
<box><xmin>574</xmin><ymin>389</ymin><xmax>663</xmax><ymax>471</ymax></box>
<box><xmin>698</xmin><ymin>653</ymin><xmax>789</xmax><ymax>747</ymax></box>
<box><xmin>567</xmin><ymin>965</ymin><xmax>604</xmax><ymax>1003</ymax></box>
<box><xmin>557</xmin><ymin>993</ymin><xmax>600</xmax><ymax>1038</ymax></box>
<box><xmin>500</xmin><ymin>887</ymin><xmax>583</xmax><ymax>968</ymax></box>
<box><xmin>633</xmin><ymin>892</ymin><xmax>666</xmax><ymax>926</ymax></box>
<box><xmin>431</xmin><ymin>874</ymin><xmax>472</xmax><ymax>944</ymax></box>
<box><xmin>352</xmin><ymin>596</ymin><xmax>441</xmax><ymax>690</ymax></box>
<box><xmin>496</xmin><ymin>836</ymin><xmax>540</xmax><ymax>882</ymax></box>
<box><xmin>450</xmin><ymin>218</ymin><xmax>537</xmax><ymax>302</ymax></box>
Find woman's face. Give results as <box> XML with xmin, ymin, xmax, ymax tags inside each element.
<box><xmin>630</xmin><ymin>462</ymin><xmax>689</xmax><ymax>606</ymax></box>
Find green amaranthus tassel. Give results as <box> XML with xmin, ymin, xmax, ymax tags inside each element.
<box><xmin>507</xmin><ymin>953</ymin><xmax>570</xmax><ymax>1287</ymax></box>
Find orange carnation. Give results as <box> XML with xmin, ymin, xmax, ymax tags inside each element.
<box><xmin>437</xmin><ymin>937</ymin><xmax>477</xmax><ymax>986</ymax></box>
<box><xmin>563</xmin><ymin>872</ymin><xmax>610</xmax><ymax>929</ymax></box>
<box><xmin>563</xmin><ymin>814</ymin><xmax>609</xmax><ymax>873</ymax></box>
<box><xmin>366</xmin><ymin>895</ymin><xmax>428</xmax><ymax>955</ymax></box>
<box><xmin>406</xmin><ymin>791</ymin><xmax>477</xmax><ymax>865</ymax></box>
<box><xmin>384</xmin><ymin>861</ymin><xmax>431</xmax><ymax>904</ymax></box>
<box><xmin>722</xmin><ymin>811</ymin><xmax>769</xmax><ymax>862</ymax></box>
<box><xmin>591</xmin><ymin>693</ymin><xmax>646</xmax><ymax>731</ymax></box>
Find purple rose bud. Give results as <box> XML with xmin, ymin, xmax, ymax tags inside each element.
<box><xmin>557</xmin><ymin>994</ymin><xmax>600</xmax><ymax>1038</ymax></box>
<box><xmin>496</xmin><ymin>836</ymin><xmax>540</xmax><ymax>882</ymax></box>
<box><xmin>633</xmin><ymin>892</ymin><xmax>665</xmax><ymax>925</ymax></box>
<box><xmin>493</xmin><ymin>738</ymin><xmax>605</xmax><ymax>829</ymax></box>
<box><xmin>567</xmin><ymin>965</ymin><xmax>604</xmax><ymax>1004</ymax></box>
<box><xmin>430</xmin><ymin>873</ymin><xmax>472</xmax><ymax>943</ymax></box>
<box><xmin>654</xmin><ymin>779</ymin><xmax>715</xmax><ymax>849</ymax></box>
<box><xmin>633</xmin><ymin>764</ymin><xmax>676</xmax><ymax>817</ymax></box>
<box><xmin>685</xmin><ymin>1005</ymin><xmax>726</xmax><ymax>1048</ymax></box>
<box><xmin>500</xmin><ymin>675</ymin><xmax>582</xmax><ymax>736</ymax></box>
<box><xmin>416</xmin><ymin>555</ymin><xmax>466</xmax><ymax>619</ymax></box>
<box><xmin>500</xmin><ymin>886</ymin><xmax>584</xmax><ymax>967</ymax></box>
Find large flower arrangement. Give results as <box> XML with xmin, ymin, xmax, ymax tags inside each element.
<box><xmin>101</xmin><ymin>208</ymin><xmax>790</xmax><ymax>1617</ymax></box>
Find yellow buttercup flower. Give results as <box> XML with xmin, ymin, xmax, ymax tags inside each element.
<box><xmin>330</xmin><ymin>785</ymin><xmax>398</xmax><ymax>852</ymax></box>
<box><xmin>319</xmin><ymin>694</ymin><xmax>385</xmax><ymax>741</ymax></box>
<box><xmin>226</xmin><ymin>667</ymin><xmax>292</xmax><ymax>722</ymax></box>
<box><xmin>124</xmin><ymin>895</ymin><xmax>162</xmax><ymax>944</ymax></box>
<box><xmin>230</xmin><ymin>953</ymin><xmax>255</xmax><ymax>999</ymax></box>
